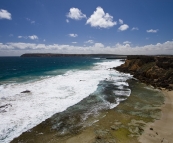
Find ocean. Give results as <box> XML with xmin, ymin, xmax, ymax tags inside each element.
<box><xmin>0</xmin><ymin>57</ymin><xmax>132</xmax><ymax>143</ymax></box>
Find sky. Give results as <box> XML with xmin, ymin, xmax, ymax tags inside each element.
<box><xmin>0</xmin><ymin>0</ymin><xmax>173</xmax><ymax>56</ymax></box>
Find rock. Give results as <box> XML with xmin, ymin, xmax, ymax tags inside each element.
<box><xmin>138</xmin><ymin>127</ymin><xmax>143</xmax><ymax>131</ymax></box>
<box><xmin>0</xmin><ymin>104</ymin><xmax>12</xmax><ymax>113</ymax></box>
<box><xmin>110</xmin><ymin>125</ymin><xmax>119</xmax><ymax>130</ymax></box>
<box><xmin>150</xmin><ymin>128</ymin><xmax>153</xmax><ymax>130</ymax></box>
<box><xmin>115</xmin><ymin>55</ymin><xmax>173</xmax><ymax>90</ymax></box>
<box><xmin>21</xmin><ymin>90</ymin><xmax>31</xmax><ymax>93</ymax></box>
<box><xmin>95</xmin><ymin>130</ymin><xmax>108</xmax><ymax>140</ymax></box>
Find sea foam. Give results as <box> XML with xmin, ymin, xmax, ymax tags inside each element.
<box><xmin>0</xmin><ymin>59</ymin><xmax>130</xmax><ymax>143</ymax></box>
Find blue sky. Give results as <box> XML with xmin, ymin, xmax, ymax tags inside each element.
<box><xmin>0</xmin><ymin>0</ymin><xmax>173</xmax><ymax>56</ymax></box>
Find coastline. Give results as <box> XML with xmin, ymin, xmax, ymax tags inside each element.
<box><xmin>11</xmin><ymin>79</ymin><xmax>165</xmax><ymax>143</ymax></box>
<box><xmin>6</xmin><ymin>55</ymin><xmax>173</xmax><ymax>143</ymax></box>
<box><xmin>138</xmin><ymin>90</ymin><xmax>173</xmax><ymax>143</ymax></box>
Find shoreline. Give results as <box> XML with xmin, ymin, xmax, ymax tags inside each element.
<box><xmin>138</xmin><ymin>90</ymin><xmax>173</xmax><ymax>143</ymax></box>
<box><xmin>8</xmin><ymin>54</ymin><xmax>173</xmax><ymax>143</ymax></box>
<box><xmin>114</xmin><ymin>55</ymin><xmax>173</xmax><ymax>142</ymax></box>
<box><xmin>11</xmin><ymin>79</ymin><xmax>165</xmax><ymax>143</ymax></box>
<box><xmin>63</xmin><ymin>87</ymin><xmax>173</xmax><ymax>143</ymax></box>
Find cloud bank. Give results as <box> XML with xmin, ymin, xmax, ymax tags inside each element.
<box><xmin>1</xmin><ymin>41</ymin><xmax>173</xmax><ymax>56</ymax></box>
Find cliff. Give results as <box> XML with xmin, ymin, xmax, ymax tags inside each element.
<box><xmin>115</xmin><ymin>55</ymin><xmax>173</xmax><ymax>90</ymax></box>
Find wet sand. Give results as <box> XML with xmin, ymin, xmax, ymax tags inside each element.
<box><xmin>138</xmin><ymin>90</ymin><xmax>173</xmax><ymax>143</ymax></box>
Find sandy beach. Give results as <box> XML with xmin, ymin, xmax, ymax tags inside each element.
<box><xmin>139</xmin><ymin>90</ymin><xmax>173</xmax><ymax>143</ymax></box>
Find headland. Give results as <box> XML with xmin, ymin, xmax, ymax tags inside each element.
<box><xmin>115</xmin><ymin>55</ymin><xmax>173</xmax><ymax>90</ymax></box>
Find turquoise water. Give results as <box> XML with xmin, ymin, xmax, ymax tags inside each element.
<box><xmin>0</xmin><ymin>57</ymin><xmax>99</xmax><ymax>83</ymax></box>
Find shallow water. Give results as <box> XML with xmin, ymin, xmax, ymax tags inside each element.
<box><xmin>11</xmin><ymin>79</ymin><xmax>164</xmax><ymax>143</ymax></box>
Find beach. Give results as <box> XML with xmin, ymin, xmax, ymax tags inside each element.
<box><xmin>139</xmin><ymin>90</ymin><xmax>173</xmax><ymax>143</ymax></box>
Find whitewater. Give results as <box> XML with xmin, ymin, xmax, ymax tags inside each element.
<box><xmin>0</xmin><ymin>59</ymin><xmax>131</xmax><ymax>143</ymax></box>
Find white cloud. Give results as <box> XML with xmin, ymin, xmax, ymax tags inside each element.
<box><xmin>94</xmin><ymin>43</ymin><xmax>104</xmax><ymax>48</ymax></box>
<box><xmin>131</xmin><ymin>27</ymin><xmax>139</xmax><ymax>31</ymax></box>
<box><xmin>18</xmin><ymin>36</ymin><xmax>28</xmax><ymax>39</ymax></box>
<box><xmin>66</xmin><ymin>19</ymin><xmax>69</xmax><ymax>23</ymax></box>
<box><xmin>31</xmin><ymin>21</ymin><xmax>35</xmax><ymax>24</ymax></box>
<box><xmin>1</xmin><ymin>41</ymin><xmax>173</xmax><ymax>56</ymax></box>
<box><xmin>18</xmin><ymin>35</ymin><xmax>38</xmax><ymax>40</ymax></box>
<box><xmin>119</xmin><ymin>19</ymin><xmax>123</xmax><ymax>25</ymax></box>
<box><xmin>85</xmin><ymin>40</ymin><xmax>94</xmax><ymax>44</ymax></box>
<box><xmin>147</xmin><ymin>29</ymin><xmax>159</xmax><ymax>33</ymax></box>
<box><xmin>26</xmin><ymin>18</ymin><xmax>35</xmax><ymax>24</ymax></box>
<box><xmin>118</xmin><ymin>24</ymin><xmax>129</xmax><ymax>31</ymax></box>
<box><xmin>123</xmin><ymin>41</ymin><xmax>131</xmax><ymax>44</ymax></box>
<box><xmin>18</xmin><ymin>36</ymin><xmax>23</xmax><ymax>39</ymax></box>
<box><xmin>9</xmin><ymin>34</ymin><xmax>13</xmax><ymax>37</ymax></box>
<box><xmin>0</xmin><ymin>9</ymin><xmax>11</xmax><ymax>20</ymax></box>
<box><xmin>69</xmin><ymin>34</ymin><xmax>78</xmax><ymax>37</ymax></box>
<box><xmin>67</xmin><ymin>8</ymin><xmax>86</xmax><ymax>20</ymax></box>
<box><xmin>86</xmin><ymin>7</ymin><xmax>117</xmax><ymax>28</ymax></box>
<box><xmin>72</xmin><ymin>42</ymin><xmax>77</xmax><ymax>44</ymax></box>
<box><xmin>28</xmin><ymin>35</ymin><xmax>38</xmax><ymax>40</ymax></box>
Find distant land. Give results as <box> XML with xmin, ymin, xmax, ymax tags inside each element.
<box><xmin>20</xmin><ymin>53</ymin><xmax>127</xmax><ymax>59</ymax></box>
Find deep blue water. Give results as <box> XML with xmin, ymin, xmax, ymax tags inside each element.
<box><xmin>0</xmin><ymin>57</ymin><xmax>100</xmax><ymax>83</ymax></box>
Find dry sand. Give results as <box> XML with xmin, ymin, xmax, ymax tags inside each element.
<box><xmin>138</xmin><ymin>90</ymin><xmax>173</xmax><ymax>143</ymax></box>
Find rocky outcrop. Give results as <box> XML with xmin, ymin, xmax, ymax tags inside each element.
<box><xmin>21</xmin><ymin>90</ymin><xmax>31</xmax><ymax>93</ymax></box>
<box><xmin>115</xmin><ymin>55</ymin><xmax>173</xmax><ymax>90</ymax></box>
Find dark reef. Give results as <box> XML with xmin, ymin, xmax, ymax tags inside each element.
<box><xmin>115</xmin><ymin>55</ymin><xmax>173</xmax><ymax>90</ymax></box>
